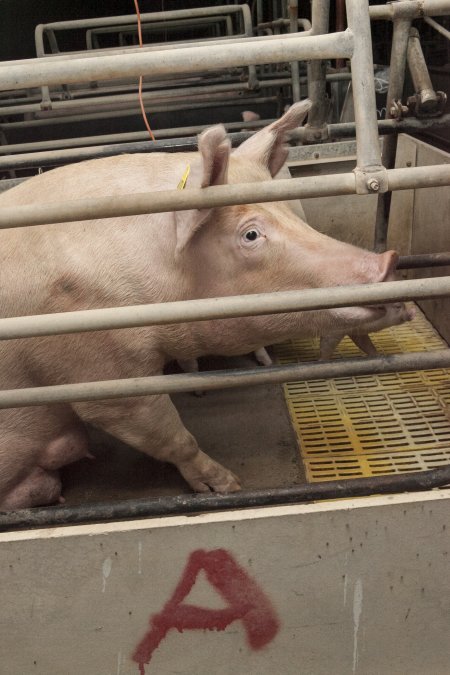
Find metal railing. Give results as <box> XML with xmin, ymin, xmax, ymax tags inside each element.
<box><xmin>0</xmin><ymin>0</ymin><xmax>448</xmax><ymax>411</ymax></box>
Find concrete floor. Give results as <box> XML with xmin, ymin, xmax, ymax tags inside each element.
<box><xmin>61</xmin><ymin>354</ymin><xmax>304</xmax><ymax>505</ymax></box>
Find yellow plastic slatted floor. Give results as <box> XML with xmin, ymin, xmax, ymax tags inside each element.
<box><xmin>273</xmin><ymin>305</ymin><xmax>450</xmax><ymax>481</ymax></box>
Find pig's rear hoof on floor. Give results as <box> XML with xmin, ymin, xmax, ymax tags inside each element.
<box><xmin>178</xmin><ymin>451</ymin><xmax>241</xmax><ymax>493</ymax></box>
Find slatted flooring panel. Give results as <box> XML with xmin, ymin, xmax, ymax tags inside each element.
<box><xmin>273</xmin><ymin>305</ymin><xmax>450</xmax><ymax>481</ymax></box>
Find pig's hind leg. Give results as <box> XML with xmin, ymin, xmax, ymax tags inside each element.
<box><xmin>0</xmin><ymin>407</ymin><xmax>90</xmax><ymax>510</ymax></box>
<box><xmin>73</xmin><ymin>394</ymin><xmax>241</xmax><ymax>493</ymax></box>
<box><xmin>1</xmin><ymin>466</ymin><xmax>62</xmax><ymax>510</ymax></box>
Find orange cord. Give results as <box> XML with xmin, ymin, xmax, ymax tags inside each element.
<box><xmin>133</xmin><ymin>0</ymin><xmax>155</xmax><ymax>141</ymax></box>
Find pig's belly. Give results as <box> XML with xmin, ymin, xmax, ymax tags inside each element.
<box><xmin>0</xmin><ymin>426</ymin><xmax>89</xmax><ymax>510</ymax></box>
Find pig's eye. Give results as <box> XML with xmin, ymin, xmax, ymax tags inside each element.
<box><xmin>242</xmin><ymin>228</ymin><xmax>261</xmax><ymax>243</ymax></box>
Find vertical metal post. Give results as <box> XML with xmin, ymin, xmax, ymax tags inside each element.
<box><xmin>345</xmin><ymin>0</ymin><xmax>383</xmax><ymax>171</ymax></box>
<box><xmin>305</xmin><ymin>0</ymin><xmax>330</xmax><ymax>140</ymax></box>
<box><xmin>335</xmin><ymin>0</ymin><xmax>346</xmax><ymax>69</ymax></box>
<box><xmin>288</xmin><ymin>0</ymin><xmax>301</xmax><ymax>102</ymax></box>
<box><xmin>374</xmin><ymin>16</ymin><xmax>412</xmax><ymax>251</ymax></box>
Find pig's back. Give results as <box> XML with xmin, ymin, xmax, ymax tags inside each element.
<box><xmin>0</xmin><ymin>152</ymin><xmax>196</xmax><ymax>206</ymax></box>
<box><xmin>0</xmin><ymin>153</ymin><xmax>193</xmax><ymax>317</ymax></box>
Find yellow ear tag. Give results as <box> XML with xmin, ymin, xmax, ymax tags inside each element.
<box><xmin>177</xmin><ymin>164</ymin><xmax>191</xmax><ymax>190</ymax></box>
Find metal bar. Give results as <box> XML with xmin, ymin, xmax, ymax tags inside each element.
<box><xmin>1</xmin><ymin>114</ymin><xmax>449</xmax><ymax>165</ymax></box>
<box><xmin>345</xmin><ymin>0</ymin><xmax>382</xmax><ymax>170</ymax></box>
<box><xmin>407</xmin><ymin>27</ymin><xmax>439</xmax><ymax>109</ymax></box>
<box><xmin>335</xmin><ymin>0</ymin><xmax>346</xmax><ymax>68</ymax></box>
<box><xmin>0</xmin><ymin>31</ymin><xmax>353</xmax><ymax>92</ymax></box>
<box><xmin>0</xmin><ymin>121</ymin><xmax>271</xmax><ymax>155</ymax></box>
<box><xmin>374</xmin><ymin>16</ymin><xmax>412</xmax><ymax>252</ymax></box>
<box><xmin>0</xmin><ymin>71</ymin><xmax>351</xmax><ymax>119</ymax></box>
<box><xmin>288</xmin><ymin>0</ymin><xmax>301</xmax><ymax>102</ymax></box>
<box><xmin>86</xmin><ymin>16</ymin><xmax>234</xmax><ymax>42</ymax></box>
<box><xmin>369</xmin><ymin>0</ymin><xmax>450</xmax><ymax>21</ymax></box>
<box><xmin>386</xmin><ymin>19</ymin><xmax>417</xmax><ymax>117</ymax></box>
<box><xmin>305</xmin><ymin>0</ymin><xmax>330</xmax><ymax>139</ymax></box>
<box><xmin>424</xmin><ymin>15</ymin><xmax>450</xmax><ymax>41</ymax></box>
<box><xmin>0</xmin><ymin>25</ymin><xmax>313</xmax><ymax>70</ymax></box>
<box><xmin>1</xmin><ymin>164</ymin><xmax>449</xmax><ymax>229</ymax></box>
<box><xmin>3</xmin><ymin>463</ymin><xmax>450</xmax><ymax>531</ymax></box>
<box><xmin>0</xmin><ymin>92</ymin><xmax>278</xmax><ymax>120</ymax></box>
<box><xmin>397</xmin><ymin>253</ymin><xmax>450</xmax><ymax>269</ymax></box>
<box><xmin>0</xmin><ymin>350</ymin><xmax>449</xmax><ymax>409</ymax></box>
<box><xmin>0</xmin><ymin>78</ymin><xmax>282</xmax><ymax>116</ymax></box>
<box><xmin>37</xmin><ymin>6</ymin><xmax>249</xmax><ymax>32</ymax></box>
<box><xmin>0</xmin><ymin>277</ymin><xmax>448</xmax><ymax>342</ymax></box>
<box><xmin>0</xmin><ymin>131</ymin><xmax>253</xmax><ymax>171</ymax></box>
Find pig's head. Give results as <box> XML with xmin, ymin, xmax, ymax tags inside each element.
<box><xmin>175</xmin><ymin>100</ymin><xmax>399</xmax><ymax>339</ymax></box>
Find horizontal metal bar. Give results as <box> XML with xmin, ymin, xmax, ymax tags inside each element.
<box><xmin>369</xmin><ymin>0</ymin><xmax>450</xmax><ymax>20</ymax></box>
<box><xmin>0</xmin><ymin>350</ymin><xmax>449</xmax><ymax>409</ymax></box>
<box><xmin>5</xmin><ymin>465</ymin><xmax>450</xmax><ymax>532</ymax></box>
<box><xmin>0</xmin><ymin>121</ymin><xmax>271</xmax><ymax>155</ymax></box>
<box><xmin>0</xmin><ymin>76</ymin><xmax>287</xmax><ymax>116</ymax></box>
<box><xmin>0</xmin><ymin>131</ymin><xmax>251</xmax><ymax>171</ymax></box>
<box><xmin>3</xmin><ymin>463</ymin><xmax>450</xmax><ymax>530</ymax></box>
<box><xmin>1</xmin><ymin>165</ymin><xmax>450</xmax><ymax>230</ymax></box>
<box><xmin>38</xmin><ymin>6</ymin><xmax>248</xmax><ymax>32</ymax></box>
<box><xmin>0</xmin><ymin>26</ymin><xmax>309</xmax><ymax>70</ymax></box>
<box><xmin>397</xmin><ymin>253</ymin><xmax>450</xmax><ymax>269</ymax></box>
<box><xmin>0</xmin><ymin>31</ymin><xmax>353</xmax><ymax>92</ymax></box>
<box><xmin>0</xmin><ymin>277</ymin><xmax>448</xmax><ymax>342</ymax></box>
<box><xmin>3</xmin><ymin>114</ymin><xmax>449</xmax><ymax>172</ymax></box>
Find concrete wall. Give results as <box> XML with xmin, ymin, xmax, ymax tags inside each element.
<box><xmin>1</xmin><ymin>489</ymin><xmax>450</xmax><ymax>674</ymax></box>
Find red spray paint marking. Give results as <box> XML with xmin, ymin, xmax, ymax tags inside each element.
<box><xmin>133</xmin><ymin>548</ymin><xmax>279</xmax><ymax>673</ymax></box>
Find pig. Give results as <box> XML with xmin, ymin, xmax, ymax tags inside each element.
<box><xmin>0</xmin><ymin>99</ymin><xmax>400</xmax><ymax>509</ymax></box>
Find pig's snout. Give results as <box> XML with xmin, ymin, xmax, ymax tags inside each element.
<box><xmin>404</xmin><ymin>304</ymin><xmax>416</xmax><ymax>321</ymax></box>
<box><xmin>376</xmin><ymin>250</ymin><xmax>399</xmax><ymax>282</ymax></box>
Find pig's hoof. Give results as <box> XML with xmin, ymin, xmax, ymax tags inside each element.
<box><xmin>178</xmin><ymin>453</ymin><xmax>241</xmax><ymax>493</ymax></box>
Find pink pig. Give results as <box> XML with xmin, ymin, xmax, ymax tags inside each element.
<box><xmin>0</xmin><ymin>100</ymin><xmax>399</xmax><ymax>508</ymax></box>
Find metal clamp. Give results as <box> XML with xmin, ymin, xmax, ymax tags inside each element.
<box><xmin>353</xmin><ymin>166</ymin><xmax>389</xmax><ymax>194</ymax></box>
<box><xmin>407</xmin><ymin>90</ymin><xmax>447</xmax><ymax>118</ymax></box>
<box><xmin>302</xmin><ymin>122</ymin><xmax>330</xmax><ymax>144</ymax></box>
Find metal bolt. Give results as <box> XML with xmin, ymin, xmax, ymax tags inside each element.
<box><xmin>313</xmin><ymin>131</ymin><xmax>322</xmax><ymax>140</ymax></box>
<box><xmin>313</xmin><ymin>152</ymin><xmax>320</xmax><ymax>159</ymax></box>
<box><xmin>367</xmin><ymin>178</ymin><xmax>380</xmax><ymax>192</ymax></box>
<box><xmin>406</xmin><ymin>161</ymin><xmax>412</xmax><ymax>167</ymax></box>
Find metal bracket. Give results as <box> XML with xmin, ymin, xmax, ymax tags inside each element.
<box><xmin>353</xmin><ymin>166</ymin><xmax>389</xmax><ymax>195</ymax></box>
<box><xmin>407</xmin><ymin>90</ymin><xmax>447</xmax><ymax>118</ymax></box>
<box><xmin>302</xmin><ymin>123</ymin><xmax>330</xmax><ymax>144</ymax></box>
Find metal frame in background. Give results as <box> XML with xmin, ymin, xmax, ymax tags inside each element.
<box><xmin>34</xmin><ymin>5</ymin><xmax>258</xmax><ymax>108</ymax></box>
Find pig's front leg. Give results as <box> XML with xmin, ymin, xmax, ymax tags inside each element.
<box><xmin>350</xmin><ymin>333</ymin><xmax>378</xmax><ymax>356</ymax></box>
<box><xmin>254</xmin><ymin>347</ymin><xmax>273</xmax><ymax>366</ymax></box>
<box><xmin>319</xmin><ymin>334</ymin><xmax>343</xmax><ymax>360</ymax></box>
<box><xmin>73</xmin><ymin>395</ymin><xmax>241</xmax><ymax>493</ymax></box>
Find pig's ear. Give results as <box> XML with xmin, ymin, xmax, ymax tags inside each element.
<box><xmin>233</xmin><ymin>99</ymin><xmax>312</xmax><ymax>176</ymax></box>
<box><xmin>175</xmin><ymin>125</ymin><xmax>230</xmax><ymax>255</ymax></box>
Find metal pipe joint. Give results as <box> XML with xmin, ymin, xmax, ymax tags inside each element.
<box><xmin>353</xmin><ymin>166</ymin><xmax>389</xmax><ymax>194</ymax></box>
